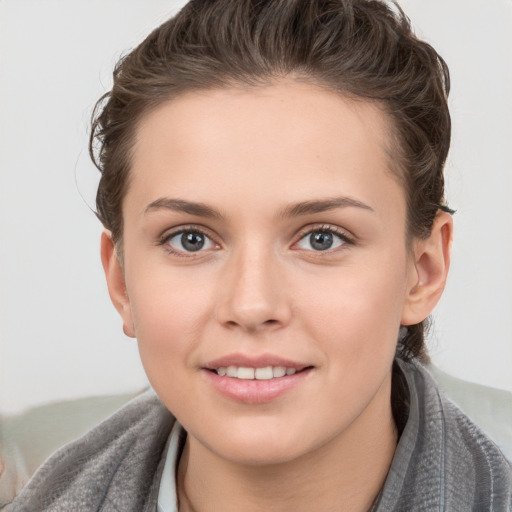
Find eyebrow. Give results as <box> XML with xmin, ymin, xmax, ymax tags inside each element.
<box><xmin>145</xmin><ymin>198</ymin><xmax>225</xmax><ymax>219</ymax></box>
<box><xmin>144</xmin><ymin>196</ymin><xmax>374</xmax><ymax>219</ymax></box>
<box><xmin>278</xmin><ymin>196</ymin><xmax>374</xmax><ymax>218</ymax></box>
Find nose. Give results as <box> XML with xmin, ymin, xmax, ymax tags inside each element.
<box><xmin>215</xmin><ymin>245</ymin><xmax>292</xmax><ymax>333</ymax></box>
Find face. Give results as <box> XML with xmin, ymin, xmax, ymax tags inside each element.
<box><xmin>105</xmin><ymin>81</ymin><xmax>431</xmax><ymax>466</ymax></box>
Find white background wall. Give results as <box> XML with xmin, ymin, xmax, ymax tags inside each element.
<box><xmin>1</xmin><ymin>0</ymin><xmax>511</xmax><ymax>414</ymax></box>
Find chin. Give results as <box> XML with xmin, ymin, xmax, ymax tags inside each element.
<box><xmin>215</xmin><ymin>439</ymin><xmax>306</xmax><ymax>467</ymax></box>
<box><xmin>190</xmin><ymin>416</ymin><xmax>323</xmax><ymax>467</ymax></box>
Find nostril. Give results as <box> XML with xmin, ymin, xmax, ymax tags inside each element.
<box><xmin>224</xmin><ymin>318</ymin><xmax>280</xmax><ymax>332</ymax></box>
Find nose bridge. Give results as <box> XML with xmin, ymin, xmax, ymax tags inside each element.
<box><xmin>217</xmin><ymin>240</ymin><xmax>290</xmax><ymax>331</ymax></box>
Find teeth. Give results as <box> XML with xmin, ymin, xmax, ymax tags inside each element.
<box><xmin>273</xmin><ymin>366</ymin><xmax>286</xmax><ymax>378</ymax></box>
<box><xmin>237</xmin><ymin>367</ymin><xmax>255</xmax><ymax>380</ymax></box>
<box><xmin>255</xmin><ymin>367</ymin><xmax>273</xmax><ymax>380</ymax></box>
<box><xmin>226</xmin><ymin>366</ymin><xmax>238</xmax><ymax>377</ymax></box>
<box><xmin>215</xmin><ymin>365</ymin><xmax>300</xmax><ymax>379</ymax></box>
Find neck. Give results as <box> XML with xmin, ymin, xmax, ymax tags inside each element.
<box><xmin>177</xmin><ymin>375</ymin><xmax>397</xmax><ymax>512</ymax></box>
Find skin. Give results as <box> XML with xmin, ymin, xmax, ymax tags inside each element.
<box><xmin>102</xmin><ymin>81</ymin><xmax>452</xmax><ymax>512</ymax></box>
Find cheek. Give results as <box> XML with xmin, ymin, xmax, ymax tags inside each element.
<box><xmin>130</xmin><ymin>280</ymin><xmax>212</xmax><ymax>415</ymax></box>
<box><xmin>292</xmin><ymin>258</ymin><xmax>407</xmax><ymax>424</ymax></box>
<box><xmin>297</xmin><ymin>253</ymin><xmax>409</xmax><ymax>363</ymax></box>
<box><xmin>127</xmin><ymin>271</ymin><xmax>215</xmax><ymax>377</ymax></box>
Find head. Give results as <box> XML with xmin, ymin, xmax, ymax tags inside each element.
<box><xmin>94</xmin><ymin>0</ymin><xmax>453</xmax><ymax>462</ymax></box>
<box><xmin>91</xmin><ymin>0</ymin><xmax>452</xmax><ymax>363</ymax></box>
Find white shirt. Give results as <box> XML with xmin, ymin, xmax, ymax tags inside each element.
<box><xmin>157</xmin><ymin>421</ymin><xmax>185</xmax><ymax>512</ymax></box>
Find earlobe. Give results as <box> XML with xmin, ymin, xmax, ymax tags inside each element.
<box><xmin>401</xmin><ymin>211</ymin><xmax>453</xmax><ymax>326</ymax></box>
<box><xmin>100</xmin><ymin>231</ymin><xmax>136</xmax><ymax>338</ymax></box>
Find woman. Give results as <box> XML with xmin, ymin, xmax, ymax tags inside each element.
<box><xmin>6</xmin><ymin>0</ymin><xmax>511</xmax><ymax>510</ymax></box>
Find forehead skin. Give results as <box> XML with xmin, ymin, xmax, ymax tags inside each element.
<box><xmin>125</xmin><ymin>81</ymin><xmax>406</xmax><ymax>239</ymax></box>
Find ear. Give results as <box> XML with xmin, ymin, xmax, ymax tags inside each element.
<box><xmin>100</xmin><ymin>230</ymin><xmax>135</xmax><ymax>338</ymax></box>
<box><xmin>401</xmin><ymin>211</ymin><xmax>453</xmax><ymax>326</ymax></box>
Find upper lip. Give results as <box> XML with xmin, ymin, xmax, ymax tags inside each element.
<box><xmin>203</xmin><ymin>353</ymin><xmax>311</xmax><ymax>371</ymax></box>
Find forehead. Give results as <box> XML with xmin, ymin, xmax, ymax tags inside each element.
<box><xmin>126</xmin><ymin>80</ymin><xmax>403</xmax><ymax>221</ymax></box>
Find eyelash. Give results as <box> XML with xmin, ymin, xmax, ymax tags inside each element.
<box><xmin>294</xmin><ymin>224</ymin><xmax>354</xmax><ymax>253</ymax></box>
<box><xmin>158</xmin><ymin>224</ymin><xmax>354</xmax><ymax>257</ymax></box>
<box><xmin>159</xmin><ymin>225</ymin><xmax>217</xmax><ymax>258</ymax></box>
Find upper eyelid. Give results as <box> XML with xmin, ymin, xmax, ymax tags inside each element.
<box><xmin>291</xmin><ymin>226</ymin><xmax>354</xmax><ymax>256</ymax></box>
<box><xmin>295</xmin><ymin>224</ymin><xmax>354</xmax><ymax>241</ymax></box>
<box><xmin>160</xmin><ymin>227</ymin><xmax>219</xmax><ymax>258</ymax></box>
<box><xmin>159</xmin><ymin>224</ymin><xmax>217</xmax><ymax>242</ymax></box>
<box><xmin>158</xmin><ymin>226</ymin><xmax>220</xmax><ymax>257</ymax></box>
<box><xmin>158</xmin><ymin>223</ymin><xmax>354</xmax><ymax>249</ymax></box>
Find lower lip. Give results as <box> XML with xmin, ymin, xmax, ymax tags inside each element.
<box><xmin>203</xmin><ymin>369</ymin><xmax>312</xmax><ymax>404</ymax></box>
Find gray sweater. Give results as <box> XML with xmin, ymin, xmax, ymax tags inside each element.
<box><xmin>4</xmin><ymin>359</ymin><xmax>512</xmax><ymax>511</ymax></box>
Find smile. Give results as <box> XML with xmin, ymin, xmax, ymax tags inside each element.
<box><xmin>215</xmin><ymin>366</ymin><xmax>297</xmax><ymax>379</ymax></box>
<box><xmin>203</xmin><ymin>355</ymin><xmax>313</xmax><ymax>403</ymax></box>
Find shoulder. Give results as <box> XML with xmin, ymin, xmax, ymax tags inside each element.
<box><xmin>427</xmin><ymin>362</ymin><xmax>512</xmax><ymax>461</ymax></box>
<box><xmin>377</xmin><ymin>359</ymin><xmax>512</xmax><ymax>511</ymax></box>
<box><xmin>3</xmin><ymin>390</ymin><xmax>174</xmax><ymax>512</ymax></box>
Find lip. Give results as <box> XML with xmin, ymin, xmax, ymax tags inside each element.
<box><xmin>204</xmin><ymin>353</ymin><xmax>310</xmax><ymax>371</ymax></box>
<box><xmin>202</xmin><ymin>353</ymin><xmax>313</xmax><ymax>404</ymax></box>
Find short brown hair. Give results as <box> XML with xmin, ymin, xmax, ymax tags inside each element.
<box><xmin>90</xmin><ymin>0</ymin><xmax>452</xmax><ymax>363</ymax></box>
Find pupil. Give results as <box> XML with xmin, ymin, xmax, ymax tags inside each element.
<box><xmin>310</xmin><ymin>232</ymin><xmax>333</xmax><ymax>251</ymax></box>
<box><xmin>182</xmin><ymin>232</ymin><xmax>205</xmax><ymax>251</ymax></box>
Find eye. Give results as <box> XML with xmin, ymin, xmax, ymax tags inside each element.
<box><xmin>164</xmin><ymin>229</ymin><xmax>217</xmax><ymax>254</ymax></box>
<box><xmin>295</xmin><ymin>228</ymin><xmax>350</xmax><ymax>252</ymax></box>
